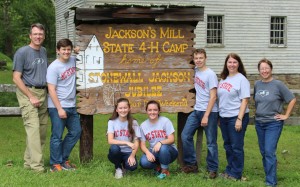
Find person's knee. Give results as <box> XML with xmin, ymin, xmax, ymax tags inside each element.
<box><xmin>140</xmin><ymin>156</ymin><xmax>152</xmax><ymax>169</ymax></box>
<box><xmin>109</xmin><ymin>145</ymin><xmax>121</xmax><ymax>155</ymax></box>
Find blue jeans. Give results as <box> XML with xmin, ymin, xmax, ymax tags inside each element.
<box><xmin>255</xmin><ymin>120</ymin><xmax>283</xmax><ymax>186</ymax></box>
<box><xmin>219</xmin><ymin>113</ymin><xmax>249</xmax><ymax>179</ymax></box>
<box><xmin>140</xmin><ymin>145</ymin><xmax>178</xmax><ymax>170</ymax></box>
<box><xmin>49</xmin><ymin>108</ymin><xmax>82</xmax><ymax>165</ymax></box>
<box><xmin>181</xmin><ymin>110</ymin><xmax>219</xmax><ymax>172</ymax></box>
<box><xmin>108</xmin><ymin>145</ymin><xmax>138</xmax><ymax>171</ymax></box>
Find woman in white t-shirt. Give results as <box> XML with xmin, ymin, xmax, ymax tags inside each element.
<box><xmin>217</xmin><ymin>53</ymin><xmax>250</xmax><ymax>180</ymax></box>
<box><xmin>140</xmin><ymin>100</ymin><xmax>178</xmax><ymax>179</ymax></box>
<box><xmin>107</xmin><ymin>98</ymin><xmax>141</xmax><ymax>179</ymax></box>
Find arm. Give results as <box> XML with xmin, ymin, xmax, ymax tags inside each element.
<box><xmin>107</xmin><ymin>133</ymin><xmax>136</xmax><ymax>150</ymax></box>
<box><xmin>152</xmin><ymin>133</ymin><xmax>175</xmax><ymax>152</ymax></box>
<box><xmin>13</xmin><ymin>71</ymin><xmax>40</xmax><ymax>107</ymax></box>
<box><xmin>127</xmin><ymin>139</ymin><xmax>139</xmax><ymax>166</ymax></box>
<box><xmin>235</xmin><ymin>98</ymin><xmax>249</xmax><ymax>132</ymax></box>
<box><xmin>201</xmin><ymin>88</ymin><xmax>217</xmax><ymax>126</ymax></box>
<box><xmin>140</xmin><ymin>140</ymin><xmax>156</xmax><ymax>162</ymax></box>
<box><xmin>275</xmin><ymin>98</ymin><xmax>296</xmax><ymax>121</ymax></box>
<box><xmin>48</xmin><ymin>83</ymin><xmax>67</xmax><ymax>119</ymax></box>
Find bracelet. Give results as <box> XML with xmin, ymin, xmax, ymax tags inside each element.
<box><xmin>159</xmin><ymin>141</ymin><xmax>163</xmax><ymax>145</ymax></box>
<box><xmin>237</xmin><ymin>117</ymin><xmax>242</xmax><ymax>121</ymax></box>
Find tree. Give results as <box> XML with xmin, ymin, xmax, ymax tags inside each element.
<box><xmin>0</xmin><ymin>0</ymin><xmax>56</xmax><ymax>58</ymax></box>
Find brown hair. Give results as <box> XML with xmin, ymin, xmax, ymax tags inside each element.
<box><xmin>109</xmin><ymin>98</ymin><xmax>135</xmax><ymax>141</ymax></box>
<box><xmin>220</xmin><ymin>53</ymin><xmax>247</xmax><ymax>80</ymax></box>
<box><xmin>192</xmin><ymin>48</ymin><xmax>207</xmax><ymax>58</ymax></box>
<box><xmin>145</xmin><ymin>100</ymin><xmax>161</xmax><ymax>111</ymax></box>
<box><xmin>30</xmin><ymin>23</ymin><xmax>45</xmax><ymax>34</ymax></box>
<box><xmin>258</xmin><ymin>58</ymin><xmax>273</xmax><ymax>70</ymax></box>
<box><xmin>56</xmin><ymin>38</ymin><xmax>73</xmax><ymax>50</ymax></box>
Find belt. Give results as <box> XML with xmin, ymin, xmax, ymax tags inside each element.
<box><xmin>26</xmin><ymin>85</ymin><xmax>47</xmax><ymax>89</ymax></box>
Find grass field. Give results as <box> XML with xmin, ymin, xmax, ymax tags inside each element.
<box><xmin>0</xmin><ymin>114</ymin><xmax>300</xmax><ymax>187</ymax></box>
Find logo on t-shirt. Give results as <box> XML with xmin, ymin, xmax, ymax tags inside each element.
<box><xmin>195</xmin><ymin>77</ymin><xmax>205</xmax><ymax>89</ymax></box>
<box><xmin>218</xmin><ymin>82</ymin><xmax>233</xmax><ymax>92</ymax></box>
<box><xmin>32</xmin><ymin>58</ymin><xmax>45</xmax><ymax>66</ymax></box>
<box><xmin>145</xmin><ymin>130</ymin><xmax>166</xmax><ymax>141</ymax></box>
<box><xmin>256</xmin><ymin>90</ymin><xmax>269</xmax><ymax>97</ymax></box>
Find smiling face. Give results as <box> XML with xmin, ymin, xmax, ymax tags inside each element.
<box><xmin>146</xmin><ymin>103</ymin><xmax>160</xmax><ymax>122</ymax></box>
<box><xmin>259</xmin><ymin>62</ymin><xmax>273</xmax><ymax>81</ymax></box>
<box><xmin>116</xmin><ymin>101</ymin><xmax>130</xmax><ymax>120</ymax></box>
<box><xmin>226</xmin><ymin>57</ymin><xmax>239</xmax><ymax>75</ymax></box>
<box><xmin>194</xmin><ymin>52</ymin><xmax>207</xmax><ymax>70</ymax></box>
<box><xmin>57</xmin><ymin>46</ymin><xmax>72</xmax><ymax>63</ymax></box>
<box><xmin>29</xmin><ymin>27</ymin><xmax>45</xmax><ymax>49</ymax></box>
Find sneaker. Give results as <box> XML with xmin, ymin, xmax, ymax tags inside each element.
<box><xmin>181</xmin><ymin>164</ymin><xmax>199</xmax><ymax>173</ymax></box>
<box><xmin>62</xmin><ymin>160</ymin><xmax>76</xmax><ymax>171</ymax></box>
<box><xmin>50</xmin><ymin>164</ymin><xmax>62</xmax><ymax>172</ymax></box>
<box><xmin>208</xmin><ymin>171</ymin><xmax>217</xmax><ymax>179</ymax></box>
<box><xmin>153</xmin><ymin>165</ymin><xmax>161</xmax><ymax>176</ymax></box>
<box><xmin>157</xmin><ymin>169</ymin><xmax>170</xmax><ymax>179</ymax></box>
<box><xmin>115</xmin><ymin>168</ymin><xmax>123</xmax><ymax>179</ymax></box>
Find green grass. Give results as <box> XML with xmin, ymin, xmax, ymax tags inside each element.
<box><xmin>0</xmin><ymin>114</ymin><xmax>300</xmax><ymax>187</ymax></box>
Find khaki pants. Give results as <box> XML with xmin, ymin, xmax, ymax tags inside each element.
<box><xmin>16</xmin><ymin>88</ymin><xmax>48</xmax><ymax>171</ymax></box>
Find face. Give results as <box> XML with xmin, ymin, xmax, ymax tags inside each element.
<box><xmin>259</xmin><ymin>62</ymin><xmax>272</xmax><ymax>80</ymax></box>
<box><xmin>226</xmin><ymin>57</ymin><xmax>239</xmax><ymax>74</ymax></box>
<box><xmin>116</xmin><ymin>101</ymin><xmax>130</xmax><ymax>119</ymax></box>
<box><xmin>57</xmin><ymin>46</ymin><xmax>72</xmax><ymax>62</ymax></box>
<box><xmin>29</xmin><ymin>27</ymin><xmax>45</xmax><ymax>47</ymax></box>
<box><xmin>146</xmin><ymin>103</ymin><xmax>160</xmax><ymax>121</ymax></box>
<box><xmin>193</xmin><ymin>53</ymin><xmax>206</xmax><ymax>69</ymax></box>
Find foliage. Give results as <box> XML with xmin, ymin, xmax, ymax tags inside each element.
<box><xmin>0</xmin><ymin>0</ymin><xmax>56</xmax><ymax>58</ymax></box>
<box><xmin>0</xmin><ymin>114</ymin><xmax>300</xmax><ymax>186</ymax></box>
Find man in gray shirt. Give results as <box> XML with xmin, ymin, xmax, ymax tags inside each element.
<box><xmin>13</xmin><ymin>23</ymin><xmax>48</xmax><ymax>173</ymax></box>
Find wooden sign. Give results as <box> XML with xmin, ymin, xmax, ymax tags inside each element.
<box><xmin>76</xmin><ymin>24</ymin><xmax>196</xmax><ymax>114</ymax></box>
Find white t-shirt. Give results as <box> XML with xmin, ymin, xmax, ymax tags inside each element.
<box><xmin>107</xmin><ymin>118</ymin><xmax>141</xmax><ymax>153</ymax></box>
<box><xmin>217</xmin><ymin>73</ymin><xmax>250</xmax><ymax>117</ymax></box>
<box><xmin>140</xmin><ymin>116</ymin><xmax>177</xmax><ymax>150</ymax></box>
<box><xmin>194</xmin><ymin>67</ymin><xmax>218</xmax><ymax>112</ymax></box>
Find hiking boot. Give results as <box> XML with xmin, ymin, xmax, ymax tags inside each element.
<box><xmin>181</xmin><ymin>164</ymin><xmax>199</xmax><ymax>173</ymax></box>
<box><xmin>157</xmin><ymin>169</ymin><xmax>170</xmax><ymax>179</ymax></box>
<box><xmin>62</xmin><ymin>160</ymin><xmax>76</xmax><ymax>171</ymax></box>
<box><xmin>208</xmin><ymin>171</ymin><xmax>217</xmax><ymax>179</ymax></box>
<box><xmin>50</xmin><ymin>164</ymin><xmax>62</xmax><ymax>172</ymax></box>
<box><xmin>115</xmin><ymin>168</ymin><xmax>123</xmax><ymax>179</ymax></box>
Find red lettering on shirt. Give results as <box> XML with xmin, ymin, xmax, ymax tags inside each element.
<box><xmin>219</xmin><ymin>82</ymin><xmax>233</xmax><ymax>92</ymax></box>
<box><xmin>61</xmin><ymin>67</ymin><xmax>76</xmax><ymax>80</ymax></box>
<box><xmin>145</xmin><ymin>130</ymin><xmax>167</xmax><ymax>141</ymax></box>
<box><xmin>195</xmin><ymin>77</ymin><xmax>205</xmax><ymax>89</ymax></box>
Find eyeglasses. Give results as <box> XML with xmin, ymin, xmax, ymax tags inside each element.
<box><xmin>259</xmin><ymin>68</ymin><xmax>271</xmax><ymax>71</ymax></box>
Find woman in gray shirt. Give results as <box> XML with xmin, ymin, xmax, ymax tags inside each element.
<box><xmin>254</xmin><ymin>58</ymin><xmax>296</xmax><ymax>187</ymax></box>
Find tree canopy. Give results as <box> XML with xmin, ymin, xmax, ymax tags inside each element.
<box><xmin>0</xmin><ymin>0</ymin><xmax>56</xmax><ymax>58</ymax></box>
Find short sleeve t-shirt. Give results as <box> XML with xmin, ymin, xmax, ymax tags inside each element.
<box><xmin>140</xmin><ymin>116</ymin><xmax>177</xmax><ymax>150</ymax></box>
<box><xmin>107</xmin><ymin>119</ymin><xmax>141</xmax><ymax>153</ymax></box>
<box><xmin>47</xmin><ymin>56</ymin><xmax>77</xmax><ymax>108</ymax></box>
<box><xmin>194</xmin><ymin>67</ymin><xmax>218</xmax><ymax>112</ymax></box>
<box><xmin>217</xmin><ymin>73</ymin><xmax>250</xmax><ymax>117</ymax></box>
<box><xmin>254</xmin><ymin>79</ymin><xmax>295</xmax><ymax>123</ymax></box>
<box><xmin>13</xmin><ymin>45</ymin><xmax>47</xmax><ymax>87</ymax></box>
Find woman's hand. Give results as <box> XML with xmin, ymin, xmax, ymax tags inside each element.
<box><xmin>146</xmin><ymin>152</ymin><xmax>156</xmax><ymax>162</ymax></box>
<box><xmin>235</xmin><ymin>119</ymin><xmax>242</xmax><ymax>132</ymax></box>
<box><xmin>127</xmin><ymin>142</ymin><xmax>136</xmax><ymax>150</ymax></box>
<box><xmin>127</xmin><ymin>155</ymin><xmax>136</xmax><ymax>166</ymax></box>
<box><xmin>153</xmin><ymin>142</ymin><xmax>162</xmax><ymax>153</ymax></box>
<box><xmin>274</xmin><ymin>113</ymin><xmax>288</xmax><ymax>121</ymax></box>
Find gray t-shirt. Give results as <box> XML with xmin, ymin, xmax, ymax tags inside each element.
<box><xmin>254</xmin><ymin>79</ymin><xmax>295</xmax><ymax>123</ymax></box>
<box><xmin>13</xmin><ymin>45</ymin><xmax>47</xmax><ymax>87</ymax></box>
<box><xmin>194</xmin><ymin>67</ymin><xmax>218</xmax><ymax>112</ymax></box>
<box><xmin>140</xmin><ymin>116</ymin><xmax>177</xmax><ymax>150</ymax></box>
<box><xmin>47</xmin><ymin>56</ymin><xmax>77</xmax><ymax>108</ymax></box>
<box><xmin>107</xmin><ymin>119</ymin><xmax>141</xmax><ymax>153</ymax></box>
<box><xmin>217</xmin><ymin>73</ymin><xmax>250</xmax><ymax>117</ymax></box>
